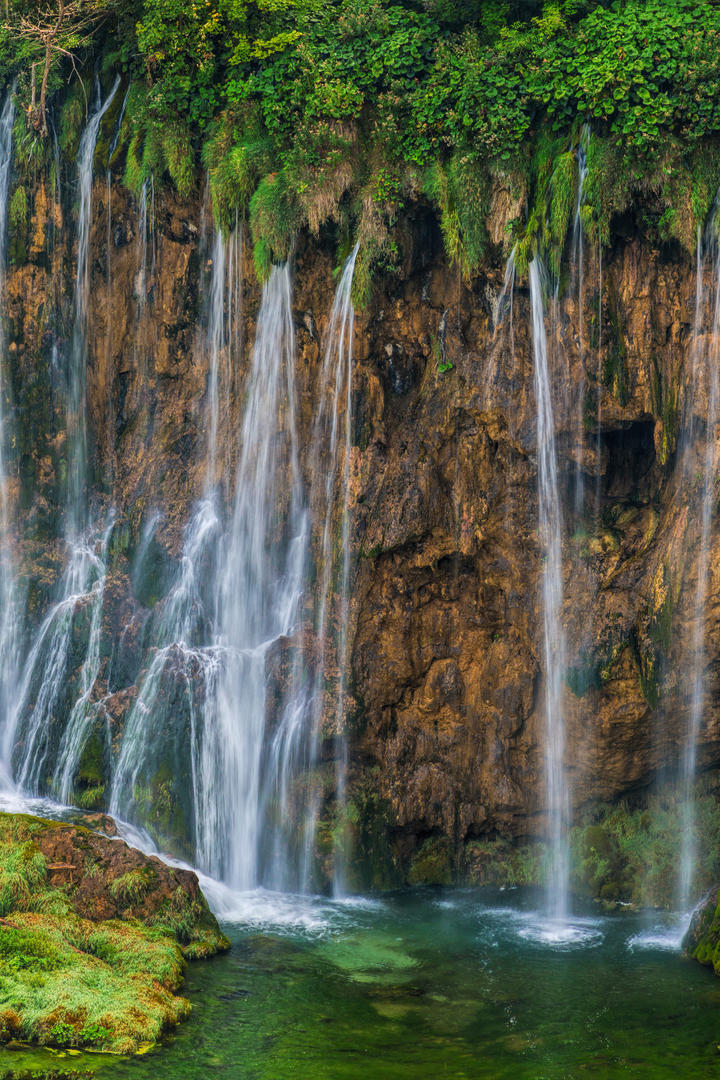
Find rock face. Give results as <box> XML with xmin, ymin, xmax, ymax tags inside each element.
<box><xmin>6</xmin><ymin>158</ymin><xmax>720</xmax><ymax>886</ymax></box>
<box><xmin>0</xmin><ymin>812</ymin><xmax>229</xmax><ymax>1053</ymax></box>
<box><xmin>684</xmin><ymin>887</ymin><xmax>720</xmax><ymax>973</ymax></box>
<box><xmin>345</xmin><ymin>235</ymin><xmax>712</xmax><ymax>883</ymax></box>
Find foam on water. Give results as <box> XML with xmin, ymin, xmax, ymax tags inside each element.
<box><xmin>111</xmin><ymin>812</ymin><xmax>345</xmax><ymax>935</ymax></box>
<box><xmin>627</xmin><ymin>914</ymin><xmax>691</xmax><ymax>953</ymax></box>
<box><xmin>477</xmin><ymin>902</ymin><xmax>605</xmax><ymax>950</ymax></box>
<box><xmin>196</xmin><ymin>882</ymin><xmax>342</xmax><ymax>934</ymax></box>
<box><xmin>515</xmin><ymin>914</ymin><xmax>604</xmax><ymax>949</ymax></box>
<box><xmin>0</xmin><ymin>790</ymin><xmax>70</xmax><ymax>818</ymax></box>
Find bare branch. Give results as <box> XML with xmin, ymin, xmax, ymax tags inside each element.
<box><xmin>6</xmin><ymin>0</ymin><xmax>111</xmax><ymax>135</ymax></box>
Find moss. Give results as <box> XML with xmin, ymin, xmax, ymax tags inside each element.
<box><xmin>650</xmin><ymin>357</ymin><xmax>679</xmax><ymax>467</ymax></box>
<box><xmin>8</xmin><ymin>184</ymin><xmax>27</xmax><ymax>263</ymax></box>
<box><xmin>0</xmin><ymin>813</ymin><xmax>229</xmax><ymax>1054</ymax></box>
<box><xmin>202</xmin><ymin>106</ymin><xmax>273</xmax><ymax>229</ymax></box>
<box><xmin>109</xmin><ymin>866</ymin><xmax>156</xmax><ymax>905</ymax></box>
<box><xmin>687</xmin><ymin>892</ymin><xmax>720</xmax><ymax>973</ymax></box>
<box><xmin>407</xmin><ymin>835</ymin><xmax>453</xmax><ymax>886</ymax></box>
<box><xmin>58</xmin><ymin>88</ymin><xmax>85</xmax><ymax>160</ymax></box>
<box><xmin>0</xmin><ymin>911</ymin><xmax>189</xmax><ymax>1053</ymax></box>
<box><xmin>570</xmin><ymin>779</ymin><xmax>720</xmax><ymax>909</ymax></box>
<box><xmin>464</xmin><ymin>838</ymin><xmax>544</xmax><ymax>888</ymax></box>
<box><xmin>132</xmin><ymin>765</ymin><xmax>190</xmax><ymax>858</ymax></box>
<box><xmin>339</xmin><ymin>783</ymin><xmax>403</xmax><ymax>892</ymax></box>
<box><xmin>422</xmin><ymin>155</ymin><xmax>491</xmax><ymax>278</ymax></box>
<box><xmin>76</xmin><ymin>784</ymin><xmax>105</xmax><ymax>810</ymax></box>
<box><xmin>548</xmin><ymin>148</ymin><xmax>577</xmax><ymax>278</ymax></box>
<box><xmin>249</xmin><ymin>170</ymin><xmax>301</xmax><ymax>281</ymax></box>
<box><xmin>160</xmin><ymin>121</ymin><xmax>195</xmax><ymax>199</ymax></box>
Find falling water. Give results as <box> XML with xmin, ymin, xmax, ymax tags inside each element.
<box><xmin>678</xmin><ymin>219</ymin><xmax>720</xmax><ymax>909</ymax></box>
<box><xmin>112</xmin><ymin>247</ymin><xmax>360</xmax><ymax>893</ymax></box>
<box><xmin>108</xmin><ymin>230</ymin><xmax>241</xmax><ymax>846</ymax></box>
<box><xmin>494</xmin><ymin>245</ymin><xmax>517</xmax><ymax>355</ymax></box>
<box><xmin>3</xmin><ymin>79</ymin><xmax>119</xmax><ymax>798</ymax></box>
<box><xmin>571</xmin><ymin>126</ymin><xmax>589</xmax><ymax>516</ymax></box>
<box><xmin>197</xmin><ymin>263</ymin><xmax>307</xmax><ymax>889</ymax></box>
<box><xmin>68</xmin><ymin>75</ymin><xmax>120</xmax><ymax>535</ymax></box>
<box><xmin>0</xmin><ymin>89</ymin><xmax>20</xmax><ymax>791</ymax></box>
<box><xmin>529</xmin><ymin>258</ymin><xmax>569</xmax><ymax>921</ymax></box>
<box><xmin>300</xmin><ymin>244</ymin><xmax>358</xmax><ymax>893</ymax></box>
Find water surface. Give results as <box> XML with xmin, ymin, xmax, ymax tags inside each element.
<box><xmin>2</xmin><ymin>887</ymin><xmax>719</xmax><ymax>1079</ymax></box>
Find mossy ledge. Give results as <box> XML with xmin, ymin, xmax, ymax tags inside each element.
<box><xmin>684</xmin><ymin>887</ymin><xmax>720</xmax><ymax>974</ymax></box>
<box><xmin>0</xmin><ymin>812</ymin><xmax>229</xmax><ymax>1054</ymax></box>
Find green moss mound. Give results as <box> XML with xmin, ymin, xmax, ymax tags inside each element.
<box><xmin>0</xmin><ymin>812</ymin><xmax>229</xmax><ymax>1054</ymax></box>
<box><xmin>684</xmin><ymin>887</ymin><xmax>720</xmax><ymax>973</ymax></box>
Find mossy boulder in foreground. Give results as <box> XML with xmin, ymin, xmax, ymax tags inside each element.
<box><xmin>0</xmin><ymin>812</ymin><xmax>229</xmax><ymax>1054</ymax></box>
<box><xmin>683</xmin><ymin>886</ymin><xmax>720</xmax><ymax>972</ymax></box>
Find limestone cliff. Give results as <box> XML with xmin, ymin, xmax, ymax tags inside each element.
<box><xmin>6</xmin><ymin>169</ymin><xmax>718</xmax><ymax>887</ymax></box>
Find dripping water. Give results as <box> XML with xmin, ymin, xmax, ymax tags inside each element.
<box><xmin>571</xmin><ymin>125</ymin><xmax>589</xmax><ymax>516</ymax></box>
<box><xmin>3</xmin><ymin>78</ymin><xmax>119</xmax><ymax>798</ymax></box>
<box><xmin>678</xmin><ymin>219</ymin><xmax>720</xmax><ymax>910</ymax></box>
<box><xmin>68</xmin><ymin>75</ymin><xmax>120</xmax><ymax>535</ymax></box>
<box><xmin>302</xmin><ymin>244</ymin><xmax>358</xmax><ymax>894</ymax></box>
<box><xmin>0</xmin><ymin>89</ymin><xmax>21</xmax><ymax>790</ymax></box>
<box><xmin>529</xmin><ymin>258</ymin><xmax>570</xmax><ymax>922</ymax></box>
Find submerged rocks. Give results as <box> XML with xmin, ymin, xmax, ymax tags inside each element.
<box><xmin>0</xmin><ymin>812</ymin><xmax>229</xmax><ymax>1054</ymax></box>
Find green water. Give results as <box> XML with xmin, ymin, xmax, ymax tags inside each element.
<box><xmin>2</xmin><ymin>888</ymin><xmax>719</xmax><ymax>1079</ymax></box>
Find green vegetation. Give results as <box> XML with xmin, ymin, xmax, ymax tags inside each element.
<box><xmin>407</xmin><ymin>836</ymin><xmax>453</xmax><ymax>886</ymax></box>
<box><xmin>570</xmin><ymin>780</ymin><xmax>720</xmax><ymax>908</ymax></box>
<box><xmin>0</xmin><ymin>1</ymin><xmax>718</xmax><ymax>295</ymax></box>
<box><xmin>464</xmin><ymin>837</ymin><xmax>545</xmax><ymax>888</ymax></box>
<box><xmin>0</xmin><ymin>812</ymin><xmax>229</xmax><ymax>1054</ymax></box>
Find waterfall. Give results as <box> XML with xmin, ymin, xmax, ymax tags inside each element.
<box><xmin>529</xmin><ymin>258</ymin><xmax>569</xmax><ymax>920</ymax></box>
<box><xmin>110</xmin><ymin>250</ymin><xmax>359</xmax><ymax>895</ymax></box>
<box><xmin>495</xmin><ymin>246</ymin><xmax>516</xmax><ymax>348</ymax></box>
<box><xmin>571</xmin><ymin>125</ymin><xmax>589</xmax><ymax>516</ymax></box>
<box><xmin>3</xmin><ymin>79</ymin><xmax>119</xmax><ymax>799</ymax></box>
<box><xmin>678</xmin><ymin>220</ymin><xmax>720</xmax><ymax>909</ymax></box>
<box><xmin>0</xmin><ymin>89</ymin><xmax>20</xmax><ymax>791</ymax></box>
<box><xmin>68</xmin><ymin>75</ymin><xmax>119</xmax><ymax>536</ymax></box>
<box><xmin>108</xmin><ymin>230</ymin><xmax>239</xmax><ymax>850</ymax></box>
<box><xmin>300</xmin><ymin>244</ymin><xmax>358</xmax><ymax>893</ymax></box>
<box><xmin>200</xmin><ymin>262</ymin><xmax>307</xmax><ymax>889</ymax></box>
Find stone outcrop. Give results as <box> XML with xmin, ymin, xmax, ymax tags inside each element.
<box><xmin>684</xmin><ymin>887</ymin><xmax>720</xmax><ymax>973</ymax></box>
<box><xmin>0</xmin><ymin>812</ymin><xmax>229</xmax><ymax>1052</ymax></box>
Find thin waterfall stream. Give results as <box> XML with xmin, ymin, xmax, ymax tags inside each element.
<box><xmin>571</xmin><ymin>124</ymin><xmax>590</xmax><ymax>517</ymax></box>
<box><xmin>530</xmin><ymin>257</ymin><xmax>570</xmax><ymax>923</ymax></box>
<box><xmin>3</xmin><ymin>78</ymin><xmax>120</xmax><ymax>797</ymax></box>
<box><xmin>304</xmin><ymin>243</ymin><xmax>358</xmax><ymax>894</ymax></box>
<box><xmin>678</xmin><ymin>219</ymin><xmax>720</xmax><ymax>910</ymax></box>
<box><xmin>0</xmin><ymin>88</ymin><xmax>20</xmax><ymax>790</ymax></box>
